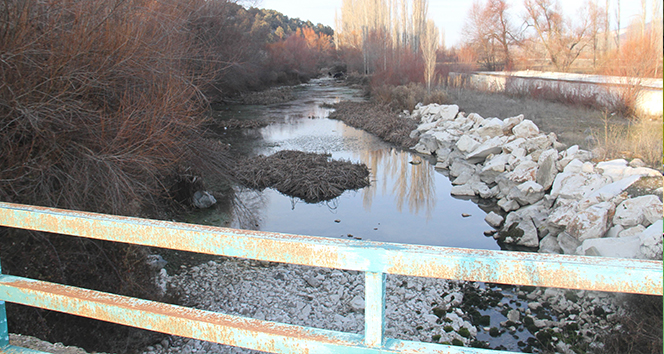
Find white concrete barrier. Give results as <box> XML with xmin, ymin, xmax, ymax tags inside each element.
<box><xmin>449</xmin><ymin>71</ymin><xmax>663</xmax><ymax>117</ymax></box>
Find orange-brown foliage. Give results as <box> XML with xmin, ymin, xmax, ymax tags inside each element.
<box><xmin>0</xmin><ymin>0</ymin><xmax>232</xmax><ymax>214</ymax></box>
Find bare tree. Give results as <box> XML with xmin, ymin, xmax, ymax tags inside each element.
<box><xmin>462</xmin><ymin>0</ymin><xmax>516</xmax><ymax>70</ymax></box>
<box><xmin>421</xmin><ymin>19</ymin><xmax>439</xmax><ymax>92</ymax></box>
<box><xmin>583</xmin><ymin>0</ymin><xmax>607</xmax><ymax>68</ymax></box>
<box><xmin>523</xmin><ymin>0</ymin><xmax>591</xmax><ymax>71</ymax></box>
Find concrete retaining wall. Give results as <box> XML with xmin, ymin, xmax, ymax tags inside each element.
<box><xmin>449</xmin><ymin>71</ymin><xmax>663</xmax><ymax>117</ymax></box>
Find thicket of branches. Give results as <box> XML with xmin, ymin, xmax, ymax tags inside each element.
<box><xmin>458</xmin><ymin>0</ymin><xmax>663</xmax><ymax>77</ymax></box>
<box><xmin>0</xmin><ymin>0</ymin><xmax>335</xmax><ymax>350</ymax></box>
<box><xmin>335</xmin><ymin>0</ymin><xmax>441</xmax><ymax>89</ymax></box>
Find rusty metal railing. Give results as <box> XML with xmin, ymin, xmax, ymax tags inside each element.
<box><xmin>0</xmin><ymin>202</ymin><xmax>661</xmax><ymax>353</ymax></box>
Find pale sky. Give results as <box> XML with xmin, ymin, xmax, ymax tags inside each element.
<box><xmin>253</xmin><ymin>0</ymin><xmax>648</xmax><ymax>47</ymax></box>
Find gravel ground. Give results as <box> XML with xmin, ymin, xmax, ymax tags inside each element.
<box><xmin>8</xmin><ymin>334</ymin><xmax>109</xmax><ymax>354</ymax></box>
<box><xmin>140</xmin><ymin>257</ymin><xmax>624</xmax><ymax>354</ymax></box>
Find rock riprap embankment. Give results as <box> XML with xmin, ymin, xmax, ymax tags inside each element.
<box><xmin>408</xmin><ymin>103</ymin><xmax>663</xmax><ymax>259</ymax></box>
<box><xmin>144</xmin><ymin>258</ymin><xmax>624</xmax><ymax>354</ymax></box>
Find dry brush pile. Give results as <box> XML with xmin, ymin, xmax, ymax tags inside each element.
<box><xmin>234</xmin><ymin>150</ymin><xmax>370</xmax><ymax>203</ymax></box>
<box><xmin>328</xmin><ymin>101</ymin><xmax>420</xmax><ymax>148</ymax></box>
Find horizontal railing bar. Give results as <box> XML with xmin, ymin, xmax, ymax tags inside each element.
<box><xmin>0</xmin><ymin>346</ymin><xmax>51</xmax><ymax>354</ymax></box>
<box><xmin>0</xmin><ymin>202</ymin><xmax>661</xmax><ymax>295</ymax></box>
<box><xmin>0</xmin><ymin>276</ymin><xmax>515</xmax><ymax>354</ymax></box>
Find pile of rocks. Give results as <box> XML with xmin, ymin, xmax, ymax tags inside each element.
<box><xmin>408</xmin><ymin>103</ymin><xmax>663</xmax><ymax>259</ymax></box>
<box><xmin>144</xmin><ymin>258</ymin><xmax>623</xmax><ymax>354</ymax></box>
<box><xmin>145</xmin><ymin>259</ymin><xmax>479</xmax><ymax>354</ymax></box>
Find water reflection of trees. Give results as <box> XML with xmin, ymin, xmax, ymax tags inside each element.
<box><xmin>358</xmin><ymin>148</ymin><xmax>436</xmax><ymax>219</ymax></box>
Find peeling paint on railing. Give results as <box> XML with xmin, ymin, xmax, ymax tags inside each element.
<box><xmin>0</xmin><ymin>202</ymin><xmax>661</xmax><ymax>353</ymax></box>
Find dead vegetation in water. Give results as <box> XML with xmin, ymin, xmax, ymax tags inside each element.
<box><xmin>234</xmin><ymin>150</ymin><xmax>370</xmax><ymax>203</ymax></box>
<box><xmin>328</xmin><ymin>101</ymin><xmax>419</xmax><ymax>148</ymax></box>
<box><xmin>233</xmin><ymin>86</ymin><xmax>296</xmax><ymax>105</ymax></box>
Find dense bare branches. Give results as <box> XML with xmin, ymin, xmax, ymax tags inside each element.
<box><xmin>523</xmin><ymin>0</ymin><xmax>591</xmax><ymax>71</ymax></box>
<box><xmin>463</xmin><ymin>0</ymin><xmax>517</xmax><ymax>70</ymax></box>
<box><xmin>421</xmin><ymin>19</ymin><xmax>439</xmax><ymax>92</ymax></box>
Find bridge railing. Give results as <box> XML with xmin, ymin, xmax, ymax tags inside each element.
<box><xmin>0</xmin><ymin>202</ymin><xmax>661</xmax><ymax>353</ymax></box>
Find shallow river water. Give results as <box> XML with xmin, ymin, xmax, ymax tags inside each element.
<box><xmin>200</xmin><ymin>78</ymin><xmax>502</xmax><ymax>250</ymax></box>
<box><xmin>164</xmin><ymin>78</ymin><xmax>592</xmax><ymax>353</ymax></box>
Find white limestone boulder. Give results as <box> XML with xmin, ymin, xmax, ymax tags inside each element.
<box><xmin>539</xmin><ymin>234</ymin><xmax>563</xmax><ymax>254</ymax></box>
<box><xmin>498</xmin><ymin>198</ymin><xmax>520</xmax><ymax>212</ymax></box>
<box><xmin>577</xmin><ymin>175</ymin><xmax>642</xmax><ymax>210</ymax></box>
<box><xmin>480</xmin><ymin>153</ymin><xmax>510</xmax><ymax>184</ymax></box>
<box><xmin>456</xmin><ymin>135</ymin><xmax>480</xmax><ymax>154</ymax></box>
<box><xmin>500</xmin><ymin>211</ymin><xmax>539</xmax><ymax>248</ymax></box>
<box><xmin>502</xmin><ymin>114</ymin><xmax>524</xmax><ymax>135</ymax></box>
<box><xmin>551</xmin><ymin>172</ymin><xmax>594</xmax><ymax>200</ymax></box>
<box><xmin>485</xmin><ymin>211</ymin><xmax>504</xmax><ymax>228</ymax></box>
<box><xmin>639</xmin><ymin>220</ymin><xmax>663</xmax><ymax>260</ymax></box>
<box><xmin>503</xmin><ymin>137</ymin><xmax>526</xmax><ymax>154</ymax></box>
<box><xmin>512</xmin><ymin>120</ymin><xmax>539</xmax><ymax>139</ymax></box>
<box><xmin>613</xmin><ymin>195</ymin><xmax>663</xmax><ymax>228</ymax></box>
<box><xmin>449</xmin><ymin>159</ymin><xmax>476</xmax><ymax>178</ymax></box>
<box><xmin>508</xmin><ymin>160</ymin><xmax>539</xmax><ymax>183</ymax></box>
<box><xmin>566</xmin><ymin>202</ymin><xmax>615</xmax><ymax>242</ymax></box>
<box><xmin>450</xmin><ymin>184</ymin><xmax>475</xmax><ymax>196</ymax></box>
<box><xmin>474</xmin><ymin>118</ymin><xmax>505</xmax><ymax>138</ymax></box>
<box><xmin>576</xmin><ymin>236</ymin><xmax>642</xmax><ymax>258</ymax></box>
<box><xmin>557</xmin><ymin>232</ymin><xmax>581</xmax><ymax>255</ymax></box>
<box><xmin>465</xmin><ymin>136</ymin><xmax>505</xmax><ymax>164</ymax></box>
<box><xmin>508</xmin><ymin>181</ymin><xmax>545</xmax><ymax>206</ymax></box>
<box><xmin>536</xmin><ymin>149</ymin><xmax>559</xmax><ymax>190</ymax></box>
<box><xmin>618</xmin><ymin>225</ymin><xmax>647</xmax><ymax>238</ymax></box>
<box><xmin>522</xmin><ymin>135</ymin><xmax>552</xmax><ymax>154</ymax></box>
<box><xmin>546</xmin><ymin>199</ymin><xmax>578</xmax><ymax>228</ymax></box>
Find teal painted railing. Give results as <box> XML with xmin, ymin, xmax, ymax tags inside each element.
<box><xmin>0</xmin><ymin>202</ymin><xmax>661</xmax><ymax>353</ymax></box>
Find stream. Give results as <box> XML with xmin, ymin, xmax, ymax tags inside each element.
<box><xmin>195</xmin><ymin>78</ymin><xmax>502</xmax><ymax>250</ymax></box>
<box><xmin>161</xmin><ymin>78</ymin><xmax>605</xmax><ymax>353</ymax></box>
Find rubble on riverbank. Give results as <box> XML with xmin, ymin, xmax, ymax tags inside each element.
<box><xmin>142</xmin><ymin>257</ymin><xmax>632</xmax><ymax>354</ymax></box>
<box><xmin>407</xmin><ymin>103</ymin><xmax>663</xmax><ymax>259</ymax></box>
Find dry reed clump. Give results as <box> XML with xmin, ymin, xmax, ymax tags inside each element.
<box><xmin>601</xmin><ymin>294</ymin><xmax>663</xmax><ymax>354</ymax></box>
<box><xmin>371</xmin><ymin>83</ymin><xmax>449</xmax><ymax>112</ymax></box>
<box><xmin>591</xmin><ymin>114</ymin><xmax>663</xmax><ymax>169</ymax></box>
<box><xmin>328</xmin><ymin>101</ymin><xmax>419</xmax><ymax>148</ymax></box>
<box><xmin>234</xmin><ymin>150</ymin><xmax>370</xmax><ymax>203</ymax></box>
<box><xmin>234</xmin><ymin>86</ymin><xmax>296</xmax><ymax>105</ymax></box>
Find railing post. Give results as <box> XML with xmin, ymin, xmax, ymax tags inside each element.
<box><xmin>0</xmin><ymin>261</ymin><xmax>8</xmax><ymax>348</ymax></box>
<box><xmin>364</xmin><ymin>271</ymin><xmax>386</xmax><ymax>348</ymax></box>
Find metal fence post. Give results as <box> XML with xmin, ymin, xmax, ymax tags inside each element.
<box><xmin>0</xmin><ymin>260</ymin><xmax>8</xmax><ymax>348</ymax></box>
<box><xmin>364</xmin><ymin>271</ymin><xmax>386</xmax><ymax>348</ymax></box>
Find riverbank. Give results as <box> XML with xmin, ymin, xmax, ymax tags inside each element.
<box><xmin>141</xmin><ymin>84</ymin><xmax>661</xmax><ymax>353</ymax></box>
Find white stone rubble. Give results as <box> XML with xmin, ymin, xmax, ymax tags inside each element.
<box><xmin>406</xmin><ymin>103</ymin><xmax>662</xmax><ymax>258</ymax></box>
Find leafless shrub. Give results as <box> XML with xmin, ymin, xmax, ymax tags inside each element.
<box><xmin>591</xmin><ymin>113</ymin><xmax>663</xmax><ymax>169</ymax></box>
<box><xmin>328</xmin><ymin>101</ymin><xmax>420</xmax><ymax>147</ymax></box>
<box><xmin>372</xmin><ymin>83</ymin><xmax>449</xmax><ymax>112</ymax></box>
<box><xmin>0</xmin><ymin>0</ymin><xmax>234</xmax><ymax>215</ymax></box>
<box><xmin>602</xmin><ymin>294</ymin><xmax>663</xmax><ymax>354</ymax></box>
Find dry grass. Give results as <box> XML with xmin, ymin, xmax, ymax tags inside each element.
<box><xmin>328</xmin><ymin>101</ymin><xmax>420</xmax><ymax>148</ymax></box>
<box><xmin>602</xmin><ymin>294</ymin><xmax>663</xmax><ymax>354</ymax></box>
<box><xmin>371</xmin><ymin>83</ymin><xmax>449</xmax><ymax>112</ymax></box>
<box><xmin>591</xmin><ymin>114</ymin><xmax>663</xmax><ymax>168</ymax></box>
<box><xmin>234</xmin><ymin>150</ymin><xmax>370</xmax><ymax>203</ymax></box>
